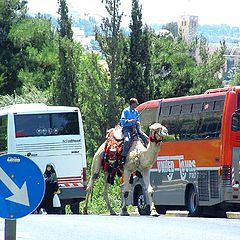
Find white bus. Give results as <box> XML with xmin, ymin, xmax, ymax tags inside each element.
<box><xmin>0</xmin><ymin>103</ymin><xmax>87</xmax><ymax>213</ymax></box>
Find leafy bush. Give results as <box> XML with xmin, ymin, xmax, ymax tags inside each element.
<box><xmin>0</xmin><ymin>85</ymin><xmax>49</xmax><ymax>107</ymax></box>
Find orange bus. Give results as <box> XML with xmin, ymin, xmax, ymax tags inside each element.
<box><xmin>128</xmin><ymin>86</ymin><xmax>240</xmax><ymax>217</ymax></box>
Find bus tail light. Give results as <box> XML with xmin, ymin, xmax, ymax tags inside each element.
<box><xmin>82</xmin><ymin>167</ymin><xmax>87</xmax><ymax>189</ymax></box>
<box><xmin>222</xmin><ymin>165</ymin><xmax>232</xmax><ymax>185</ymax></box>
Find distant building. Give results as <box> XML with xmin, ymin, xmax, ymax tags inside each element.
<box><xmin>72</xmin><ymin>27</ymin><xmax>100</xmax><ymax>51</ymax></box>
<box><xmin>223</xmin><ymin>44</ymin><xmax>240</xmax><ymax>82</ymax></box>
<box><xmin>72</xmin><ymin>27</ymin><xmax>85</xmax><ymax>42</ymax></box>
<box><xmin>178</xmin><ymin>15</ymin><xmax>198</xmax><ymax>43</ymax></box>
<box><xmin>203</xmin><ymin>43</ymin><xmax>240</xmax><ymax>83</ymax></box>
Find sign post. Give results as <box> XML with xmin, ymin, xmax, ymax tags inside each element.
<box><xmin>5</xmin><ymin>220</ymin><xmax>16</xmax><ymax>240</ymax></box>
<box><xmin>0</xmin><ymin>154</ymin><xmax>45</xmax><ymax>240</ymax></box>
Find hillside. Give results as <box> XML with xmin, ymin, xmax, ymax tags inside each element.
<box><xmin>37</xmin><ymin>13</ymin><xmax>240</xmax><ymax>44</ymax></box>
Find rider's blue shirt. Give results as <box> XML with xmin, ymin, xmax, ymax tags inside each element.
<box><xmin>120</xmin><ymin>106</ymin><xmax>140</xmax><ymax>128</ymax></box>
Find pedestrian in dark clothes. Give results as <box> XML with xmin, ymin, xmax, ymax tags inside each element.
<box><xmin>38</xmin><ymin>163</ymin><xmax>59</xmax><ymax>214</ymax></box>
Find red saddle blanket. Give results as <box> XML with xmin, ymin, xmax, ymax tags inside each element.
<box><xmin>102</xmin><ymin>125</ymin><xmax>143</xmax><ymax>185</ymax></box>
<box><xmin>102</xmin><ymin>125</ymin><xmax>124</xmax><ymax>184</ymax></box>
<box><xmin>104</xmin><ymin>125</ymin><xmax>123</xmax><ymax>167</ymax></box>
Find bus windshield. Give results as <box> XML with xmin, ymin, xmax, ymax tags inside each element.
<box><xmin>14</xmin><ymin>112</ymin><xmax>79</xmax><ymax>138</ymax></box>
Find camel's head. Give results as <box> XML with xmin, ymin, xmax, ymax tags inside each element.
<box><xmin>149</xmin><ymin>123</ymin><xmax>168</xmax><ymax>144</ymax></box>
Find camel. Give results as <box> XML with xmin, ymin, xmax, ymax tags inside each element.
<box><xmin>83</xmin><ymin>123</ymin><xmax>168</xmax><ymax>216</ymax></box>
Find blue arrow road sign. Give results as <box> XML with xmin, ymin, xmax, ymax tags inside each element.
<box><xmin>0</xmin><ymin>154</ymin><xmax>45</xmax><ymax>219</ymax></box>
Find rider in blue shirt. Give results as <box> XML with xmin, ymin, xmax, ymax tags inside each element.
<box><xmin>120</xmin><ymin>104</ymin><xmax>140</xmax><ymax>128</ymax></box>
<box><xmin>120</xmin><ymin>98</ymin><xmax>148</xmax><ymax>165</ymax></box>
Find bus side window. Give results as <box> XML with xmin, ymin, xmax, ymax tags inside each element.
<box><xmin>159</xmin><ymin>98</ymin><xmax>223</xmax><ymax>142</ymax></box>
<box><xmin>192</xmin><ymin>103</ymin><xmax>202</xmax><ymax>113</ymax></box>
<box><xmin>179</xmin><ymin>117</ymin><xmax>198</xmax><ymax>140</ymax></box>
<box><xmin>170</xmin><ymin>105</ymin><xmax>181</xmax><ymax>115</ymax></box>
<box><xmin>181</xmin><ymin>104</ymin><xmax>192</xmax><ymax>114</ymax></box>
<box><xmin>203</xmin><ymin>102</ymin><xmax>214</xmax><ymax>112</ymax></box>
<box><xmin>0</xmin><ymin>115</ymin><xmax>7</xmax><ymax>152</ymax></box>
<box><xmin>198</xmin><ymin>119</ymin><xmax>209</xmax><ymax>139</ymax></box>
<box><xmin>160</xmin><ymin>106</ymin><xmax>171</xmax><ymax>116</ymax></box>
<box><xmin>207</xmin><ymin>120</ymin><xmax>221</xmax><ymax>137</ymax></box>
<box><xmin>214</xmin><ymin>100</ymin><xmax>224</xmax><ymax>111</ymax></box>
<box><xmin>161</xmin><ymin>118</ymin><xmax>181</xmax><ymax>142</ymax></box>
<box><xmin>198</xmin><ymin>115</ymin><xmax>221</xmax><ymax>139</ymax></box>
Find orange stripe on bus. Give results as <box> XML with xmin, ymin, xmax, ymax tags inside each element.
<box><xmin>158</xmin><ymin>139</ymin><xmax>221</xmax><ymax>168</ymax></box>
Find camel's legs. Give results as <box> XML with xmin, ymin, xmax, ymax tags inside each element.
<box><xmin>142</xmin><ymin>169</ymin><xmax>154</xmax><ymax>214</ymax></box>
<box><xmin>83</xmin><ymin>143</ymin><xmax>105</xmax><ymax>214</ymax></box>
<box><xmin>83</xmin><ymin>171</ymin><xmax>99</xmax><ymax>214</ymax></box>
<box><xmin>120</xmin><ymin>169</ymin><xmax>132</xmax><ymax>216</ymax></box>
<box><xmin>103</xmin><ymin>172</ymin><xmax>117</xmax><ymax>215</ymax></box>
<box><xmin>83</xmin><ymin>181</ymin><xmax>93</xmax><ymax>214</ymax></box>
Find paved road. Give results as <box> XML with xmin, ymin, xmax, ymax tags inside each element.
<box><xmin>1</xmin><ymin>214</ymin><xmax>240</xmax><ymax>240</ymax></box>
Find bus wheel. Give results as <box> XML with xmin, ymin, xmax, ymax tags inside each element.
<box><xmin>187</xmin><ymin>187</ymin><xmax>201</xmax><ymax>217</ymax></box>
<box><xmin>155</xmin><ymin>205</ymin><xmax>166</xmax><ymax>214</ymax></box>
<box><xmin>136</xmin><ymin>188</ymin><xmax>151</xmax><ymax>216</ymax></box>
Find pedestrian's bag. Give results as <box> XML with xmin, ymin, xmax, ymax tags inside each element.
<box><xmin>53</xmin><ymin>193</ymin><xmax>61</xmax><ymax>207</ymax></box>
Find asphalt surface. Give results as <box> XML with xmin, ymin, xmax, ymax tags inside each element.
<box><xmin>1</xmin><ymin>213</ymin><xmax>240</xmax><ymax>240</ymax></box>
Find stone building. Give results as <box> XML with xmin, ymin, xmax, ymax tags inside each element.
<box><xmin>178</xmin><ymin>15</ymin><xmax>198</xmax><ymax>43</ymax></box>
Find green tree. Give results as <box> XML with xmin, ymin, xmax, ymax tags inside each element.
<box><xmin>162</xmin><ymin>22</ymin><xmax>178</xmax><ymax>38</ymax></box>
<box><xmin>119</xmin><ymin>0</ymin><xmax>153</xmax><ymax>103</ymax></box>
<box><xmin>121</xmin><ymin>0</ymin><xmax>146</xmax><ymax>103</ymax></box>
<box><xmin>0</xmin><ymin>84</ymin><xmax>49</xmax><ymax>107</ymax></box>
<box><xmin>198</xmin><ymin>36</ymin><xmax>209</xmax><ymax>64</ymax></box>
<box><xmin>75</xmin><ymin>46</ymin><xmax>110</xmax><ymax>157</ymax></box>
<box><xmin>54</xmin><ymin>0</ymin><xmax>77</xmax><ymax>106</ymax></box>
<box><xmin>73</xmin><ymin>45</ymin><xmax>124</xmax><ymax>215</ymax></box>
<box><xmin>151</xmin><ymin>34</ymin><xmax>195</xmax><ymax>98</ymax></box>
<box><xmin>230</xmin><ymin>61</ymin><xmax>240</xmax><ymax>86</ymax></box>
<box><xmin>9</xmin><ymin>17</ymin><xmax>59</xmax><ymax>91</ymax></box>
<box><xmin>141</xmin><ymin>25</ymin><xmax>154</xmax><ymax>100</ymax></box>
<box><xmin>0</xmin><ymin>0</ymin><xmax>27</xmax><ymax>94</ymax></box>
<box><xmin>96</xmin><ymin>0</ymin><xmax>125</xmax><ymax>128</ymax></box>
<box><xmin>190</xmin><ymin>39</ymin><xmax>226</xmax><ymax>94</ymax></box>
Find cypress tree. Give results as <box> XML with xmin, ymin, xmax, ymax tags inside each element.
<box><xmin>54</xmin><ymin>0</ymin><xmax>76</xmax><ymax>106</ymax></box>
<box><xmin>120</xmin><ymin>0</ymin><xmax>152</xmax><ymax>104</ymax></box>
<box><xmin>128</xmin><ymin>0</ymin><xmax>143</xmax><ymax>103</ymax></box>
<box><xmin>96</xmin><ymin>0</ymin><xmax>125</xmax><ymax>128</ymax></box>
<box><xmin>141</xmin><ymin>25</ymin><xmax>154</xmax><ymax>100</ymax></box>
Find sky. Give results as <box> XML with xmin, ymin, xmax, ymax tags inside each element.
<box><xmin>27</xmin><ymin>0</ymin><xmax>240</xmax><ymax>26</ymax></box>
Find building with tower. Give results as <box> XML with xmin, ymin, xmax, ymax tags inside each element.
<box><xmin>178</xmin><ymin>15</ymin><xmax>198</xmax><ymax>43</ymax></box>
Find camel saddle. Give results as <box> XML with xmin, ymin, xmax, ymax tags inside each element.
<box><xmin>107</xmin><ymin>125</ymin><xmax>124</xmax><ymax>140</ymax></box>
